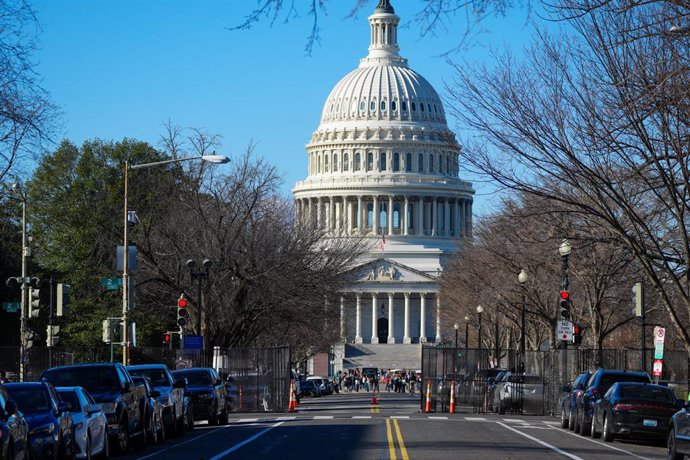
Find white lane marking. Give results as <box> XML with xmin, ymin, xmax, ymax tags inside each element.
<box><xmin>558</xmin><ymin>425</ymin><xmax>652</xmax><ymax>460</ymax></box>
<box><xmin>391</xmin><ymin>416</ymin><xmax>410</xmax><ymax>419</ymax></box>
<box><xmin>314</xmin><ymin>416</ymin><xmax>334</xmax><ymax>419</ymax></box>
<box><xmin>466</xmin><ymin>417</ymin><xmax>487</xmax><ymax>421</ymax></box>
<box><xmin>497</xmin><ymin>422</ymin><xmax>584</xmax><ymax>460</ymax></box>
<box><xmin>235</xmin><ymin>418</ymin><xmax>258</xmax><ymax>423</ymax></box>
<box><xmin>137</xmin><ymin>424</ymin><xmax>230</xmax><ymax>459</ymax></box>
<box><xmin>503</xmin><ymin>419</ymin><xmax>523</xmax><ymax>423</ymax></box>
<box><xmin>208</xmin><ymin>421</ymin><xmax>285</xmax><ymax>460</ymax></box>
<box><xmin>353</xmin><ymin>416</ymin><xmax>372</xmax><ymax>419</ymax></box>
<box><xmin>275</xmin><ymin>416</ymin><xmax>296</xmax><ymax>421</ymax></box>
<box><xmin>428</xmin><ymin>416</ymin><xmax>448</xmax><ymax>420</ymax></box>
<box><xmin>543</xmin><ymin>421</ymin><xmax>561</xmax><ymax>426</ymax></box>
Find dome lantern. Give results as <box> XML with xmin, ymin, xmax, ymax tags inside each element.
<box><xmin>363</xmin><ymin>0</ymin><xmax>403</xmax><ymax>65</ymax></box>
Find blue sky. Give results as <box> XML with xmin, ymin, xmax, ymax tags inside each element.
<box><xmin>32</xmin><ymin>0</ymin><xmax>539</xmax><ymax>217</ymax></box>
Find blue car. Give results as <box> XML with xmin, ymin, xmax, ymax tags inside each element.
<box><xmin>560</xmin><ymin>371</ymin><xmax>591</xmax><ymax>430</ymax></box>
<box><xmin>4</xmin><ymin>382</ymin><xmax>75</xmax><ymax>460</ymax></box>
<box><xmin>0</xmin><ymin>384</ymin><xmax>29</xmax><ymax>460</ymax></box>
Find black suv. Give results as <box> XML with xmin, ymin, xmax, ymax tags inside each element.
<box><xmin>41</xmin><ymin>363</ymin><xmax>147</xmax><ymax>453</ymax></box>
<box><xmin>574</xmin><ymin>369</ymin><xmax>650</xmax><ymax>436</ymax></box>
<box><xmin>127</xmin><ymin>364</ymin><xmax>187</xmax><ymax>437</ymax></box>
<box><xmin>172</xmin><ymin>368</ymin><xmax>228</xmax><ymax>425</ymax></box>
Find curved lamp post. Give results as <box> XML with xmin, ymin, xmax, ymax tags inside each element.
<box><xmin>476</xmin><ymin>305</ymin><xmax>484</xmax><ymax>351</ymax></box>
<box><xmin>518</xmin><ymin>269</ymin><xmax>528</xmax><ymax>373</ymax></box>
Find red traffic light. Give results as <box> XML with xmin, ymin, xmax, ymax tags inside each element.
<box><xmin>573</xmin><ymin>326</ymin><xmax>580</xmax><ymax>334</ymax></box>
<box><xmin>560</xmin><ymin>291</ymin><xmax>569</xmax><ymax>300</ymax></box>
<box><xmin>178</xmin><ymin>297</ymin><xmax>187</xmax><ymax>308</ymax></box>
<box><xmin>163</xmin><ymin>333</ymin><xmax>171</xmax><ymax>343</ymax></box>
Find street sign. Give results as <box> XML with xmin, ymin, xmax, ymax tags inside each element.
<box><xmin>556</xmin><ymin>320</ymin><xmax>573</xmax><ymax>341</ymax></box>
<box><xmin>653</xmin><ymin>359</ymin><xmax>663</xmax><ymax>377</ymax></box>
<box><xmin>184</xmin><ymin>335</ymin><xmax>203</xmax><ymax>350</ymax></box>
<box><xmin>2</xmin><ymin>302</ymin><xmax>20</xmax><ymax>313</ymax></box>
<box><xmin>654</xmin><ymin>326</ymin><xmax>666</xmax><ymax>345</ymax></box>
<box><xmin>654</xmin><ymin>343</ymin><xmax>664</xmax><ymax>360</ymax></box>
<box><xmin>100</xmin><ymin>277</ymin><xmax>122</xmax><ymax>291</ymax></box>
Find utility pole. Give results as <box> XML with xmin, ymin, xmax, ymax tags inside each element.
<box><xmin>20</xmin><ymin>193</ymin><xmax>28</xmax><ymax>381</ymax></box>
<box><xmin>48</xmin><ymin>278</ymin><xmax>55</xmax><ymax>368</ymax></box>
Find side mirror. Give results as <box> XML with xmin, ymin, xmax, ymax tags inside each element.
<box><xmin>4</xmin><ymin>400</ymin><xmax>17</xmax><ymax>416</ymax></box>
<box><xmin>174</xmin><ymin>379</ymin><xmax>186</xmax><ymax>389</ymax></box>
<box><xmin>58</xmin><ymin>402</ymin><xmax>72</xmax><ymax>413</ymax></box>
<box><xmin>86</xmin><ymin>404</ymin><xmax>102</xmax><ymax>415</ymax></box>
<box><xmin>151</xmin><ymin>390</ymin><xmax>161</xmax><ymax>398</ymax></box>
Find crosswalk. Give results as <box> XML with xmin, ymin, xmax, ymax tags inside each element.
<box><xmin>229</xmin><ymin>415</ymin><xmax>561</xmax><ymax>427</ymax></box>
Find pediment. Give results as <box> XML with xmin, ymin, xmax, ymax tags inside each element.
<box><xmin>348</xmin><ymin>258</ymin><xmax>436</xmax><ymax>284</ymax></box>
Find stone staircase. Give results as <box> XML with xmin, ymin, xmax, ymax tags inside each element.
<box><xmin>343</xmin><ymin>343</ymin><xmax>422</xmax><ymax>370</ymax></box>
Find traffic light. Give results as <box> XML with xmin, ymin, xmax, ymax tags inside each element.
<box><xmin>632</xmin><ymin>282</ymin><xmax>644</xmax><ymax>317</ymax></box>
<box><xmin>57</xmin><ymin>283</ymin><xmax>71</xmax><ymax>316</ymax></box>
<box><xmin>46</xmin><ymin>325</ymin><xmax>60</xmax><ymax>347</ymax></box>
<box><xmin>28</xmin><ymin>287</ymin><xmax>40</xmax><ymax>318</ymax></box>
<box><xmin>23</xmin><ymin>329</ymin><xmax>38</xmax><ymax>349</ymax></box>
<box><xmin>163</xmin><ymin>332</ymin><xmax>172</xmax><ymax>349</ymax></box>
<box><xmin>572</xmin><ymin>324</ymin><xmax>583</xmax><ymax>345</ymax></box>
<box><xmin>177</xmin><ymin>294</ymin><xmax>189</xmax><ymax>327</ymax></box>
<box><xmin>102</xmin><ymin>319</ymin><xmax>112</xmax><ymax>343</ymax></box>
<box><xmin>559</xmin><ymin>290</ymin><xmax>570</xmax><ymax>319</ymax></box>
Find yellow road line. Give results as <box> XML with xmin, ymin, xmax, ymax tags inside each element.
<box><xmin>393</xmin><ymin>419</ymin><xmax>410</xmax><ymax>460</ymax></box>
<box><xmin>385</xmin><ymin>419</ymin><xmax>397</xmax><ymax>460</ymax></box>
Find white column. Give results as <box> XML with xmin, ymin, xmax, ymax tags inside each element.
<box><xmin>444</xmin><ymin>199</ymin><xmax>450</xmax><ymax>238</ymax></box>
<box><xmin>403</xmin><ymin>292</ymin><xmax>411</xmax><ymax>344</ymax></box>
<box><xmin>388</xmin><ymin>195</ymin><xmax>393</xmax><ymax>236</ymax></box>
<box><xmin>387</xmin><ymin>293</ymin><xmax>395</xmax><ymax>344</ymax></box>
<box><xmin>371</xmin><ymin>293</ymin><xmax>379</xmax><ymax>344</ymax></box>
<box><xmin>403</xmin><ymin>196</ymin><xmax>409</xmax><ymax>236</ymax></box>
<box><xmin>339</xmin><ymin>295</ymin><xmax>345</xmax><ymax>341</ymax></box>
<box><xmin>454</xmin><ymin>199</ymin><xmax>460</xmax><ymax>238</ymax></box>
<box><xmin>357</xmin><ymin>196</ymin><xmax>364</xmax><ymax>234</ymax></box>
<box><xmin>355</xmin><ymin>293</ymin><xmax>362</xmax><ymax>343</ymax></box>
<box><xmin>373</xmin><ymin>196</ymin><xmax>379</xmax><ymax>234</ymax></box>
<box><xmin>468</xmin><ymin>200</ymin><xmax>473</xmax><ymax>238</ymax></box>
<box><xmin>460</xmin><ymin>199</ymin><xmax>466</xmax><ymax>237</ymax></box>
<box><xmin>420</xmin><ymin>293</ymin><xmax>427</xmax><ymax>343</ymax></box>
<box><xmin>435</xmin><ymin>294</ymin><xmax>442</xmax><ymax>343</ymax></box>
<box><xmin>418</xmin><ymin>197</ymin><xmax>424</xmax><ymax>236</ymax></box>
<box><xmin>329</xmin><ymin>198</ymin><xmax>335</xmax><ymax>232</ymax></box>
<box><xmin>316</xmin><ymin>197</ymin><xmax>323</xmax><ymax>229</ymax></box>
<box><xmin>431</xmin><ymin>198</ymin><xmax>437</xmax><ymax>236</ymax></box>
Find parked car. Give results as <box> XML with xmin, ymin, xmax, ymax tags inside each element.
<box><xmin>306</xmin><ymin>377</ymin><xmax>331</xmax><ymax>395</ymax></box>
<box><xmin>668</xmin><ymin>396</ymin><xmax>690</xmax><ymax>459</ymax></box>
<box><xmin>172</xmin><ymin>368</ymin><xmax>228</xmax><ymax>425</ymax></box>
<box><xmin>469</xmin><ymin>368</ymin><xmax>506</xmax><ymax>407</ymax></box>
<box><xmin>130</xmin><ymin>375</ymin><xmax>165</xmax><ymax>445</ymax></box>
<box><xmin>574</xmin><ymin>369</ymin><xmax>651</xmax><ymax>436</ymax></box>
<box><xmin>0</xmin><ymin>384</ymin><xmax>29</xmax><ymax>460</ymax></box>
<box><xmin>591</xmin><ymin>382</ymin><xmax>679</xmax><ymax>443</ymax></box>
<box><xmin>41</xmin><ymin>363</ymin><xmax>147</xmax><ymax>453</ymax></box>
<box><xmin>297</xmin><ymin>380</ymin><xmax>320</xmax><ymax>398</ymax></box>
<box><xmin>56</xmin><ymin>386</ymin><xmax>109</xmax><ymax>459</ymax></box>
<box><xmin>488</xmin><ymin>371</ymin><xmax>508</xmax><ymax>412</ymax></box>
<box><xmin>560</xmin><ymin>371</ymin><xmax>592</xmax><ymax>430</ymax></box>
<box><xmin>496</xmin><ymin>374</ymin><xmax>544</xmax><ymax>414</ymax></box>
<box><xmin>4</xmin><ymin>382</ymin><xmax>75</xmax><ymax>460</ymax></box>
<box><xmin>127</xmin><ymin>364</ymin><xmax>186</xmax><ymax>437</ymax></box>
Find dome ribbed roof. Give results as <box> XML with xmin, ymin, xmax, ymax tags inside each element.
<box><xmin>320</xmin><ymin>65</ymin><xmax>446</xmax><ymax>125</ymax></box>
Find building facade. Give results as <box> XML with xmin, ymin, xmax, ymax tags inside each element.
<box><xmin>293</xmin><ymin>0</ymin><xmax>474</xmax><ymax>370</ymax></box>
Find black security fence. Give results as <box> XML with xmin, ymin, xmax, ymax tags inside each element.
<box><xmin>0</xmin><ymin>345</ymin><xmax>292</xmax><ymax>413</ymax></box>
<box><xmin>421</xmin><ymin>345</ymin><xmax>690</xmax><ymax>416</ymax></box>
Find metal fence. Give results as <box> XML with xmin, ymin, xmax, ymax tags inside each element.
<box><xmin>420</xmin><ymin>345</ymin><xmax>690</xmax><ymax>416</ymax></box>
<box><xmin>0</xmin><ymin>345</ymin><xmax>292</xmax><ymax>413</ymax></box>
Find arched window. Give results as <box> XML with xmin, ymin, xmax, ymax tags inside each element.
<box><xmin>429</xmin><ymin>154</ymin><xmax>434</xmax><ymax>173</ymax></box>
<box><xmin>380</xmin><ymin>203</ymin><xmax>388</xmax><ymax>229</ymax></box>
<box><xmin>418</xmin><ymin>153</ymin><xmax>424</xmax><ymax>172</ymax></box>
<box><xmin>317</xmin><ymin>154</ymin><xmax>322</xmax><ymax>173</ymax></box>
<box><xmin>380</xmin><ymin>152</ymin><xmax>387</xmax><ymax>171</ymax></box>
<box><xmin>367</xmin><ymin>203</ymin><xmax>374</xmax><ymax>228</ymax></box>
<box><xmin>391</xmin><ymin>99</ymin><xmax>397</xmax><ymax>112</ymax></box>
<box><xmin>407</xmin><ymin>203</ymin><xmax>414</xmax><ymax>230</ymax></box>
<box><xmin>333</xmin><ymin>153</ymin><xmax>339</xmax><ymax>172</ymax></box>
<box><xmin>420</xmin><ymin>102</ymin><xmax>425</xmax><ymax>112</ymax></box>
<box><xmin>405</xmin><ymin>153</ymin><xmax>412</xmax><ymax>172</ymax></box>
<box><xmin>402</xmin><ymin>101</ymin><xmax>407</xmax><ymax>112</ymax></box>
<box><xmin>446</xmin><ymin>155</ymin><xmax>450</xmax><ymax>175</ymax></box>
<box><xmin>411</xmin><ymin>101</ymin><xmax>416</xmax><ymax>112</ymax></box>
<box><xmin>324</xmin><ymin>154</ymin><xmax>329</xmax><ymax>172</ymax></box>
<box><xmin>367</xmin><ymin>152</ymin><xmax>374</xmax><ymax>171</ymax></box>
<box><xmin>381</xmin><ymin>99</ymin><xmax>387</xmax><ymax>111</ymax></box>
<box><xmin>360</xmin><ymin>100</ymin><xmax>366</xmax><ymax>112</ymax></box>
<box><xmin>393</xmin><ymin>153</ymin><xmax>400</xmax><ymax>172</ymax></box>
<box><xmin>393</xmin><ymin>203</ymin><xmax>400</xmax><ymax>229</ymax></box>
<box><xmin>439</xmin><ymin>154</ymin><xmax>444</xmax><ymax>174</ymax></box>
<box><xmin>344</xmin><ymin>152</ymin><xmax>350</xmax><ymax>171</ymax></box>
<box><xmin>355</xmin><ymin>152</ymin><xmax>361</xmax><ymax>171</ymax></box>
<box><xmin>370</xmin><ymin>100</ymin><xmax>376</xmax><ymax>111</ymax></box>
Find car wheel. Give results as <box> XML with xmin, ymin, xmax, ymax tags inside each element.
<box><xmin>568</xmin><ymin>408</ymin><xmax>575</xmax><ymax>431</ymax></box>
<box><xmin>177</xmin><ymin>409</ymin><xmax>187</xmax><ymax>434</ymax></box>
<box><xmin>579</xmin><ymin>412</ymin><xmax>590</xmax><ymax>436</ymax></box>
<box><xmin>94</xmin><ymin>431</ymin><xmax>109</xmax><ymax>459</ymax></box>
<box><xmin>219</xmin><ymin>405</ymin><xmax>229</xmax><ymax>425</ymax></box>
<box><xmin>602</xmin><ymin>414</ymin><xmax>614</xmax><ymax>442</ymax></box>
<box><xmin>668</xmin><ymin>428</ymin><xmax>684</xmax><ymax>460</ymax></box>
<box><xmin>208</xmin><ymin>403</ymin><xmax>219</xmax><ymax>426</ymax></box>
<box><xmin>591</xmin><ymin>415</ymin><xmax>601</xmax><ymax>439</ymax></box>
<box><xmin>168</xmin><ymin>409</ymin><xmax>179</xmax><ymax>438</ymax></box>
<box><xmin>116</xmin><ymin>418</ymin><xmax>129</xmax><ymax>454</ymax></box>
<box><xmin>148</xmin><ymin>413</ymin><xmax>159</xmax><ymax>445</ymax></box>
<box><xmin>561</xmin><ymin>406</ymin><xmax>569</xmax><ymax>429</ymax></box>
<box><xmin>85</xmin><ymin>434</ymin><xmax>92</xmax><ymax>460</ymax></box>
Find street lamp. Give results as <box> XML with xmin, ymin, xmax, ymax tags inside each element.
<box><xmin>476</xmin><ymin>305</ymin><xmax>484</xmax><ymax>351</ymax></box>
<box><xmin>518</xmin><ymin>269</ymin><xmax>528</xmax><ymax>373</ymax></box>
<box><xmin>453</xmin><ymin>323</ymin><xmax>459</xmax><ymax>373</ymax></box>
<box><xmin>187</xmin><ymin>258</ymin><xmax>212</xmax><ymax>349</ymax></box>
<box><xmin>494</xmin><ymin>305</ymin><xmax>500</xmax><ymax>366</ymax></box>
<box><xmin>464</xmin><ymin>315</ymin><xmax>469</xmax><ymax>359</ymax></box>
<box><xmin>121</xmin><ymin>153</ymin><xmax>229</xmax><ymax>365</ymax></box>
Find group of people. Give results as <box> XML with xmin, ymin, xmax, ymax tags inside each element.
<box><xmin>332</xmin><ymin>368</ymin><xmax>421</xmax><ymax>395</ymax></box>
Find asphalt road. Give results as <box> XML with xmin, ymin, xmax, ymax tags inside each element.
<box><xmin>122</xmin><ymin>391</ymin><xmax>669</xmax><ymax>460</ymax></box>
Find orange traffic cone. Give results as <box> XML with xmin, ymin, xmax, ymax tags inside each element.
<box><xmin>288</xmin><ymin>380</ymin><xmax>297</xmax><ymax>412</ymax></box>
<box><xmin>449</xmin><ymin>380</ymin><xmax>456</xmax><ymax>414</ymax></box>
<box><xmin>372</xmin><ymin>391</ymin><xmax>378</xmax><ymax>405</ymax></box>
<box><xmin>424</xmin><ymin>379</ymin><xmax>432</xmax><ymax>413</ymax></box>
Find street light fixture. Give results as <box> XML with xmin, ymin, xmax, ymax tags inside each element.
<box><xmin>518</xmin><ymin>269</ymin><xmax>528</xmax><ymax>374</ymax></box>
<box><xmin>476</xmin><ymin>305</ymin><xmax>484</xmax><ymax>351</ymax></box>
<box><xmin>121</xmin><ymin>153</ymin><xmax>229</xmax><ymax>365</ymax></box>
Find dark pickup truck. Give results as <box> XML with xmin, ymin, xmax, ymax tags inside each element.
<box><xmin>40</xmin><ymin>363</ymin><xmax>147</xmax><ymax>453</ymax></box>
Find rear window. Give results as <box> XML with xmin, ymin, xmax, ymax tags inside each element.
<box><xmin>600</xmin><ymin>374</ymin><xmax>650</xmax><ymax>390</ymax></box>
<box><xmin>42</xmin><ymin>367</ymin><xmax>120</xmax><ymax>394</ymax></box>
<box><xmin>57</xmin><ymin>390</ymin><xmax>82</xmax><ymax>412</ymax></box>
<box><xmin>174</xmin><ymin>370</ymin><xmax>213</xmax><ymax>386</ymax></box>
<box><xmin>5</xmin><ymin>386</ymin><xmax>49</xmax><ymax>414</ymax></box>
<box><xmin>619</xmin><ymin>385</ymin><xmax>675</xmax><ymax>403</ymax></box>
<box><xmin>128</xmin><ymin>369</ymin><xmax>171</xmax><ymax>387</ymax></box>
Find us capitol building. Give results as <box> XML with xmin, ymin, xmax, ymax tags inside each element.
<box><xmin>293</xmin><ymin>0</ymin><xmax>474</xmax><ymax>370</ymax></box>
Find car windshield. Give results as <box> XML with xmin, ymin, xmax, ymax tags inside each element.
<box><xmin>43</xmin><ymin>367</ymin><xmax>120</xmax><ymax>394</ymax></box>
<box><xmin>301</xmin><ymin>381</ymin><xmax>315</xmax><ymax>388</ymax></box>
<box><xmin>600</xmin><ymin>374</ymin><xmax>649</xmax><ymax>390</ymax></box>
<box><xmin>619</xmin><ymin>385</ymin><xmax>675</xmax><ymax>403</ymax></box>
<box><xmin>5</xmin><ymin>386</ymin><xmax>50</xmax><ymax>414</ymax></box>
<box><xmin>57</xmin><ymin>390</ymin><xmax>81</xmax><ymax>412</ymax></box>
<box><xmin>128</xmin><ymin>369</ymin><xmax>171</xmax><ymax>387</ymax></box>
<box><xmin>175</xmin><ymin>371</ymin><xmax>212</xmax><ymax>386</ymax></box>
